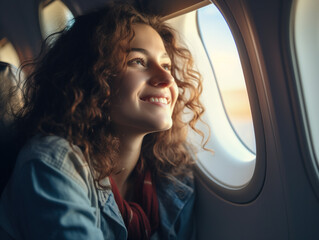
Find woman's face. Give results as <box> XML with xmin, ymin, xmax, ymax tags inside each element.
<box><xmin>110</xmin><ymin>23</ymin><xmax>178</xmax><ymax>136</ymax></box>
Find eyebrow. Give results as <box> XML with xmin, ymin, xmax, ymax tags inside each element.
<box><xmin>130</xmin><ymin>47</ymin><xmax>169</xmax><ymax>59</ymax></box>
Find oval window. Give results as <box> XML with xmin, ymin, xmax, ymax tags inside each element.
<box><xmin>197</xmin><ymin>5</ymin><xmax>255</xmax><ymax>154</ymax></box>
<box><xmin>39</xmin><ymin>0</ymin><xmax>74</xmax><ymax>40</ymax></box>
<box><xmin>0</xmin><ymin>38</ymin><xmax>20</xmax><ymax>67</ymax></box>
<box><xmin>167</xmin><ymin>4</ymin><xmax>256</xmax><ymax>189</ymax></box>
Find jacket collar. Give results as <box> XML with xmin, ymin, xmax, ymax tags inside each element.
<box><xmin>96</xmin><ymin>174</ymin><xmax>195</xmax><ymax>239</ymax></box>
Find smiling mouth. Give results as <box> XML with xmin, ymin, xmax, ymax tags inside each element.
<box><xmin>141</xmin><ymin>96</ymin><xmax>170</xmax><ymax>105</ymax></box>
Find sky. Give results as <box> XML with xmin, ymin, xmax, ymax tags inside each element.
<box><xmin>198</xmin><ymin>5</ymin><xmax>246</xmax><ymax>91</ymax></box>
<box><xmin>197</xmin><ymin>4</ymin><xmax>256</xmax><ymax>153</ymax></box>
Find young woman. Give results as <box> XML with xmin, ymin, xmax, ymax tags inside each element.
<box><xmin>0</xmin><ymin>3</ymin><xmax>205</xmax><ymax>240</ymax></box>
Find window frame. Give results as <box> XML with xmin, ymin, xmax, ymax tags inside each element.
<box><xmin>167</xmin><ymin>0</ymin><xmax>265</xmax><ymax>203</ymax></box>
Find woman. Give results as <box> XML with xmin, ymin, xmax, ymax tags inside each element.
<box><xmin>0</xmin><ymin>3</ymin><xmax>205</xmax><ymax>240</ymax></box>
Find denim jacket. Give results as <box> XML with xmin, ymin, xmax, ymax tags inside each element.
<box><xmin>0</xmin><ymin>135</ymin><xmax>195</xmax><ymax>239</ymax></box>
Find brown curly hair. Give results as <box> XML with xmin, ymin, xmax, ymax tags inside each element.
<box><xmin>16</xmin><ymin>3</ymin><xmax>205</xmax><ymax>185</ymax></box>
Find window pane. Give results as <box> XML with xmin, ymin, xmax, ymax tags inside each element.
<box><xmin>167</xmin><ymin>7</ymin><xmax>256</xmax><ymax>189</ymax></box>
<box><xmin>197</xmin><ymin>5</ymin><xmax>256</xmax><ymax>153</ymax></box>
<box><xmin>39</xmin><ymin>0</ymin><xmax>74</xmax><ymax>40</ymax></box>
<box><xmin>0</xmin><ymin>38</ymin><xmax>20</xmax><ymax>67</ymax></box>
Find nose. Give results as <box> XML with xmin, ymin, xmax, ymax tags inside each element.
<box><xmin>149</xmin><ymin>65</ymin><xmax>175</xmax><ymax>88</ymax></box>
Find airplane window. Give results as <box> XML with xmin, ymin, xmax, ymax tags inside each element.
<box><xmin>166</xmin><ymin>3</ymin><xmax>256</xmax><ymax>190</ymax></box>
<box><xmin>197</xmin><ymin>5</ymin><xmax>255</xmax><ymax>154</ymax></box>
<box><xmin>0</xmin><ymin>38</ymin><xmax>20</xmax><ymax>67</ymax></box>
<box><xmin>291</xmin><ymin>0</ymin><xmax>319</xmax><ymax>166</ymax></box>
<box><xmin>39</xmin><ymin>0</ymin><xmax>74</xmax><ymax>40</ymax></box>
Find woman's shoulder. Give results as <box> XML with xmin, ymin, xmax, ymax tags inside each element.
<box><xmin>22</xmin><ymin>134</ymin><xmax>73</xmax><ymax>152</ymax></box>
<box><xmin>155</xmin><ymin>169</ymin><xmax>196</xmax><ymax>239</ymax></box>
<box><xmin>172</xmin><ymin>170</ymin><xmax>195</xmax><ymax>189</ymax></box>
<box><xmin>16</xmin><ymin>134</ymin><xmax>88</xmax><ymax>175</ymax></box>
<box><xmin>156</xmin><ymin>168</ymin><xmax>195</xmax><ymax>202</ymax></box>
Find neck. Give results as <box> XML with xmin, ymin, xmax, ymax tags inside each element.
<box><xmin>111</xmin><ymin>129</ymin><xmax>145</xmax><ymax>199</ymax></box>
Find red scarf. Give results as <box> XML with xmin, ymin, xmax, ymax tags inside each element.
<box><xmin>109</xmin><ymin>168</ymin><xmax>159</xmax><ymax>240</ymax></box>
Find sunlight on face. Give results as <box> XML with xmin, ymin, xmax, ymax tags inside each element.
<box><xmin>110</xmin><ymin>24</ymin><xmax>178</xmax><ymax>136</ymax></box>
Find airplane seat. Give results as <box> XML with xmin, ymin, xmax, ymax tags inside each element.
<box><xmin>0</xmin><ymin>61</ymin><xmax>22</xmax><ymax>195</ymax></box>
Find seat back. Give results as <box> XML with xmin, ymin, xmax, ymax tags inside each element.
<box><xmin>0</xmin><ymin>61</ymin><xmax>22</xmax><ymax>194</ymax></box>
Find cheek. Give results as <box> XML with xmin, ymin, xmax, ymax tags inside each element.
<box><xmin>117</xmin><ymin>73</ymin><xmax>144</xmax><ymax>98</ymax></box>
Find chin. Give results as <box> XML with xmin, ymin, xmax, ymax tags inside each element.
<box><xmin>144</xmin><ymin>120</ymin><xmax>173</xmax><ymax>134</ymax></box>
<box><xmin>153</xmin><ymin>122</ymin><xmax>173</xmax><ymax>132</ymax></box>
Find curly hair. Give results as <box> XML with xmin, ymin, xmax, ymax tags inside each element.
<box><xmin>16</xmin><ymin>3</ymin><xmax>205</xmax><ymax>185</ymax></box>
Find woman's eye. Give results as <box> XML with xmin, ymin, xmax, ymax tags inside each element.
<box><xmin>162</xmin><ymin>64</ymin><xmax>171</xmax><ymax>71</ymax></box>
<box><xmin>128</xmin><ymin>58</ymin><xmax>146</xmax><ymax>67</ymax></box>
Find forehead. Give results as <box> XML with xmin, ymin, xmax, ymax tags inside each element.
<box><xmin>130</xmin><ymin>24</ymin><xmax>166</xmax><ymax>52</ymax></box>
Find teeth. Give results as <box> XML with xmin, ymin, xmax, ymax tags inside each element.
<box><xmin>147</xmin><ymin>97</ymin><xmax>168</xmax><ymax>104</ymax></box>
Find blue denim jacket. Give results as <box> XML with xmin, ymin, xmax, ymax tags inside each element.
<box><xmin>0</xmin><ymin>135</ymin><xmax>195</xmax><ymax>239</ymax></box>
